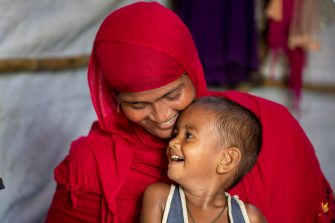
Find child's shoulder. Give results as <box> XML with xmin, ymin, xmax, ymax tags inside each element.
<box><xmin>144</xmin><ymin>182</ymin><xmax>171</xmax><ymax>197</ymax></box>
<box><xmin>143</xmin><ymin>182</ymin><xmax>172</xmax><ymax>206</ymax></box>
<box><xmin>142</xmin><ymin>182</ymin><xmax>173</xmax><ymax>219</ymax></box>
<box><xmin>244</xmin><ymin>203</ymin><xmax>268</xmax><ymax>223</ymax></box>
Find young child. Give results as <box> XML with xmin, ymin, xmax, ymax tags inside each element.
<box><xmin>141</xmin><ymin>96</ymin><xmax>267</xmax><ymax>223</ymax></box>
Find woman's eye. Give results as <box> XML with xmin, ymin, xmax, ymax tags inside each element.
<box><xmin>130</xmin><ymin>103</ymin><xmax>147</xmax><ymax>110</ymax></box>
<box><xmin>165</xmin><ymin>92</ymin><xmax>181</xmax><ymax>101</ymax></box>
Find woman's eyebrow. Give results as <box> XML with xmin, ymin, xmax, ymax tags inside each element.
<box><xmin>122</xmin><ymin>101</ymin><xmax>145</xmax><ymax>105</ymax></box>
<box><xmin>121</xmin><ymin>83</ymin><xmax>184</xmax><ymax>104</ymax></box>
<box><xmin>160</xmin><ymin>84</ymin><xmax>184</xmax><ymax>99</ymax></box>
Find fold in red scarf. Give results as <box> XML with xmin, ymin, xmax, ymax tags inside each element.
<box><xmin>45</xmin><ymin>2</ymin><xmax>334</xmax><ymax>223</ymax></box>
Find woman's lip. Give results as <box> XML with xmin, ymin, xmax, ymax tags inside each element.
<box><xmin>157</xmin><ymin>114</ymin><xmax>178</xmax><ymax>129</ymax></box>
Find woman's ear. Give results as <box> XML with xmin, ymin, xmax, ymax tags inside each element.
<box><xmin>216</xmin><ymin>148</ymin><xmax>241</xmax><ymax>174</ymax></box>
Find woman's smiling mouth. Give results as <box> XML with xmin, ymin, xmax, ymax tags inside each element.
<box><xmin>157</xmin><ymin>114</ymin><xmax>178</xmax><ymax>129</ymax></box>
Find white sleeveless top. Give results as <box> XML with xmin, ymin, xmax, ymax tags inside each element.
<box><xmin>162</xmin><ymin>184</ymin><xmax>250</xmax><ymax>223</ymax></box>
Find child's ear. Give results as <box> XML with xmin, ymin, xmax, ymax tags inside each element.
<box><xmin>216</xmin><ymin>148</ymin><xmax>241</xmax><ymax>174</ymax></box>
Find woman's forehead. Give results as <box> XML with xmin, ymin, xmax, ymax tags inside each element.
<box><xmin>118</xmin><ymin>75</ymin><xmax>187</xmax><ymax>101</ymax></box>
<box><xmin>119</xmin><ymin>77</ymin><xmax>185</xmax><ymax>99</ymax></box>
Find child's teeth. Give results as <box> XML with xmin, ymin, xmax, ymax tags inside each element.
<box><xmin>171</xmin><ymin>155</ymin><xmax>184</xmax><ymax>161</ymax></box>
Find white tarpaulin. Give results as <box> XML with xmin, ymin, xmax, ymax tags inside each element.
<box><xmin>0</xmin><ymin>1</ymin><xmax>168</xmax><ymax>222</ymax></box>
<box><xmin>0</xmin><ymin>0</ymin><xmax>334</xmax><ymax>222</ymax></box>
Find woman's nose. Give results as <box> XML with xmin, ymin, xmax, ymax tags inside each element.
<box><xmin>151</xmin><ymin>102</ymin><xmax>172</xmax><ymax>123</ymax></box>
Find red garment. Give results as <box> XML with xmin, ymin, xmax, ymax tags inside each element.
<box><xmin>45</xmin><ymin>2</ymin><xmax>334</xmax><ymax>223</ymax></box>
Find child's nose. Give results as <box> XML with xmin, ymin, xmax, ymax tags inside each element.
<box><xmin>168</xmin><ymin>139</ymin><xmax>181</xmax><ymax>150</ymax></box>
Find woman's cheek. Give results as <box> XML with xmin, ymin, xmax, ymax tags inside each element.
<box><xmin>122</xmin><ymin>108</ymin><xmax>146</xmax><ymax>123</ymax></box>
<box><xmin>177</xmin><ymin>93</ymin><xmax>195</xmax><ymax>110</ymax></box>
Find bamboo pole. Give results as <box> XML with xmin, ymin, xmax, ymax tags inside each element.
<box><xmin>0</xmin><ymin>55</ymin><xmax>90</xmax><ymax>73</ymax></box>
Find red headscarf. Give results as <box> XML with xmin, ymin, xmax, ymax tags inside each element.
<box><xmin>88</xmin><ymin>1</ymin><xmax>208</xmax><ymax>133</ymax></box>
<box><xmin>88</xmin><ymin>3</ymin><xmax>208</xmax><ymax>221</ymax></box>
<box><xmin>46</xmin><ymin>2</ymin><xmax>334</xmax><ymax>223</ymax></box>
<box><xmin>47</xmin><ymin>2</ymin><xmax>209</xmax><ymax>223</ymax></box>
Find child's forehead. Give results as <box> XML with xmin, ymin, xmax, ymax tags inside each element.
<box><xmin>178</xmin><ymin>105</ymin><xmax>220</xmax><ymax>138</ymax></box>
<box><xmin>186</xmin><ymin>103</ymin><xmax>212</xmax><ymax>114</ymax></box>
<box><xmin>180</xmin><ymin>104</ymin><xmax>215</xmax><ymax>124</ymax></box>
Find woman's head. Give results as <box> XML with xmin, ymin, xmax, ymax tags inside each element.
<box><xmin>88</xmin><ymin>2</ymin><xmax>208</xmax><ymax>135</ymax></box>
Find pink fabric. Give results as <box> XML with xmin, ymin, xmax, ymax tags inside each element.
<box><xmin>45</xmin><ymin>2</ymin><xmax>334</xmax><ymax>223</ymax></box>
<box><xmin>287</xmin><ymin>47</ymin><xmax>305</xmax><ymax>101</ymax></box>
<box><xmin>267</xmin><ymin>0</ymin><xmax>306</xmax><ymax>107</ymax></box>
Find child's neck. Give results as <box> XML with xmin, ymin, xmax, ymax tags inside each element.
<box><xmin>183</xmin><ymin>189</ymin><xmax>228</xmax><ymax>223</ymax></box>
<box><xmin>182</xmin><ymin>184</ymin><xmax>227</xmax><ymax>209</ymax></box>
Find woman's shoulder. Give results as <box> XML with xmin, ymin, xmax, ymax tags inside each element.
<box><xmin>213</xmin><ymin>90</ymin><xmax>294</xmax><ymax>120</ymax></box>
<box><xmin>54</xmin><ymin>124</ymin><xmax>113</xmax><ymax>188</ymax></box>
<box><xmin>222</xmin><ymin>90</ymin><xmax>287</xmax><ymax>108</ymax></box>
<box><xmin>68</xmin><ymin>122</ymin><xmax>113</xmax><ymax>161</ymax></box>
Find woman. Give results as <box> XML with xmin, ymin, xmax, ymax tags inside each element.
<box><xmin>45</xmin><ymin>2</ymin><xmax>334</xmax><ymax>223</ymax></box>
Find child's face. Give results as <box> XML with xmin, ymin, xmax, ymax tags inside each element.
<box><xmin>167</xmin><ymin>104</ymin><xmax>222</xmax><ymax>186</ymax></box>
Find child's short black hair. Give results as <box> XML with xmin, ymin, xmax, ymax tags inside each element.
<box><xmin>192</xmin><ymin>96</ymin><xmax>262</xmax><ymax>188</ymax></box>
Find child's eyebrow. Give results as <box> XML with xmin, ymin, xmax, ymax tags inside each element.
<box><xmin>184</xmin><ymin>124</ymin><xmax>196</xmax><ymax>132</ymax></box>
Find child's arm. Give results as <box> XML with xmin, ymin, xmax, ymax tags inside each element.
<box><xmin>245</xmin><ymin>203</ymin><xmax>268</xmax><ymax>223</ymax></box>
<box><xmin>141</xmin><ymin>182</ymin><xmax>171</xmax><ymax>223</ymax></box>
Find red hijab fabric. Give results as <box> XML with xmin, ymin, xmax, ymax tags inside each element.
<box><xmin>88</xmin><ymin>1</ymin><xmax>208</xmax><ymax>133</ymax></box>
<box><xmin>46</xmin><ymin>2</ymin><xmax>334</xmax><ymax>223</ymax></box>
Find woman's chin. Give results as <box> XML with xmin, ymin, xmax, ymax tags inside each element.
<box><xmin>150</xmin><ymin>128</ymin><xmax>173</xmax><ymax>139</ymax></box>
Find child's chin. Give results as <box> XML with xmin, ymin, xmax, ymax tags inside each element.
<box><xmin>167</xmin><ymin>169</ymin><xmax>180</xmax><ymax>182</ymax></box>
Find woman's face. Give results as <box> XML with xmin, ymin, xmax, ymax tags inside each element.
<box><xmin>118</xmin><ymin>75</ymin><xmax>196</xmax><ymax>139</ymax></box>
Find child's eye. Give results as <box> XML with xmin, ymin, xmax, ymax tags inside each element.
<box><xmin>185</xmin><ymin>131</ymin><xmax>193</xmax><ymax>140</ymax></box>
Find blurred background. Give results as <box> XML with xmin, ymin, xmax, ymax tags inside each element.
<box><xmin>0</xmin><ymin>0</ymin><xmax>334</xmax><ymax>222</ymax></box>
